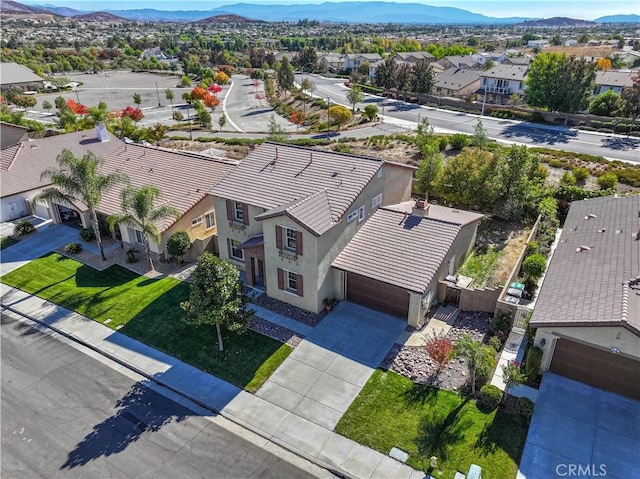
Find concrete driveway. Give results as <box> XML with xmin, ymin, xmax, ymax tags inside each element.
<box><xmin>518</xmin><ymin>372</ymin><xmax>640</xmax><ymax>479</ymax></box>
<box><xmin>1</xmin><ymin>224</ymin><xmax>80</xmax><ymax>274</ymax></box>
<box><xmin>257</xmin><ymin>301</ymin><xmax>406</xmax><ymax>430</ymax></box>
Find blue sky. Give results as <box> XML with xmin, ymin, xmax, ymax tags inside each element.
<box><xmin>23</xmin><ymin>0</ymin><xmax>639</xmax><ymax>19</ymax></box>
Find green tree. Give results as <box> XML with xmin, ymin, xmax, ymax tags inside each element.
<box><xmin>266</xmin><ymin>113</ymin><xmax>287</xmax><ymax>142</ymax></box>
<box><xmin>345</xmin><ymin>85</ymin><xmax>364</xmax><ymax>112</ymax></box>
<box><xmin>374</xmin><ymin>57</ymin><xmax>397</xmax><ymax>89</ymax></box>
<box><xmin>42</xmin><ymin>100</ymin><xmax>53</xmax><ymax>113</ymax></box>
<box><xmin>470</xmin><ymin>119</ymin><xmax>489</xmax><ymax>148</ymax></box>
<box><xmin>589</xmin><ymin>90</ymin><xmax>625</xmax><ymax>117</ymax></box>
<box><xmin>363</xmin><ymin>104</ymin><xmax>378</xmax><ymax>121</ymax></box>
<box><xmin>277</xmin><ymin>56</ymin><xmax>295</xmax><ymax>97</ymax></box>
<box><xmin>495</xmin><ymin>145</ymin><xmax>542</xmax><ymax>220</ymax></box>
<box><xmin>218</xmin><ymin>113</ymin><xmax>227</xmax><ymax>131</ymax></box>
<box><xmin>107</xmin><ymin>185</ymin><xmax>180</xmax><ymax>270</ymax></box>
<box><xmin>172</xmin><ymin>110</ymin><xmax>184</xmax><ymax>122</ymax></box>
<box><xmin>453</xmin><ymin>335</ymin><xmax>495</xmax><ymax>397</ymax></box>
<box><xmin>621</xmin><ymin>73</ymin><xmax>640</xmax><ymax>119</ymax></box>
<box><xmin>133</xmin><ymin>92</ymin><xmax>142</xmax><ymax>107</ymax></box>
<box><xmin>328</xmin><ymin>104</ymin><xmax>352</xmax><ymax>130</ymax></box>
<box><xmin>166</xmin><ymin>230</ymin><xmax>191</xmax><ymax>264</ymax></box>
<box><xmin>180</xmin><ymin>252</ymin><xmax>254</xmax><ymax>352</ymax></box>
<box><xmin>412</xmin><ymin>59</ymin><xmax>435</xmax><ymax>94</ymax></box>
<box><xmin>181</xmin><ymin>75</ymin><xmax>191</xmax><ymax>87</ymax></box>
<box><xmin>13</xmin><ymin>95</ymin><xmax>37</xmax><ymax>110</ymax></box>
<box><xmin>34</xmin><ymin>150</ymin><xmax>128</xmax><ymax>261</ymax></box>
<box><xmin>165</xmin><ymin>88</ymin><xmax>175</xmax><ymax>113</ymax></box>
<box><xmin>88</xmin><ymin>101</ymin><xmax>109</xmax><ymax>125</ymax></box>
<box><xmin>54</xmin><ymin>95</ymin><xmax>66</xmax><ymax>110</ymax></box>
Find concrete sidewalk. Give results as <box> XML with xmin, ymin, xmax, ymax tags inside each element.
<box><xmin>0</xmin><ymin>285</ymin><xmax>425</xmax><ymax>479</ymax></box>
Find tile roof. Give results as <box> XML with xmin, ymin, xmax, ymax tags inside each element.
<box><xmin>434</xmin><ymin>67</ymin><xmax>482</xmax><ymax>92</ymax></box>
<box><xmin>1</xmin><ymin>130</ymin><xmax>124</xmax><ymax>197</ymax></box>
<box><xmin>481</xmin><ymin>64</ymin><xmax>529</xmax><ymax>81</ymax></box>
<box><xmin>210</xmin><ymin>142</ymin><xmax>383</xmax><ymax>235</ymax></box>
<box><xmin>332</xmin><ymin>206</ymin><xmax>480</xmax><ymax>293</ymax></box>
<box><xmin>393</xmin><ymin>52</ymin><xmax>435</xmax><ymax>61</ymax></box>
<box><xmin>443</xmin><ymin>55</ymin><xmax>479</xmax><ymax>68</ymax></box>
<box><xmin>530</xmin><ymin>195</ymin><xmax>640</xmax><ymax>336</ymax></box>
<box><xmin>595</xmin><ymin>70</ymin><xmax>635</xmax><ymax>88</ymax></box>
<box><xmin>386</xmin><ymin>201</ymin><xmax>484</xmax><ymax>226</ymax></box>
<box><xmin>0</xmin><ymin>62</ymin><xmax>44</xmax><ymax>85</ymax></box>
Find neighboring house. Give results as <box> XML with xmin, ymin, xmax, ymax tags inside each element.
<box><xmin>480</xmin><ymin>64</ymin><xmax>529</xmax><ymax>104</ymax></box>
<box><xmin>318</xmin><ymin>53</ymin><xmax>345</xmax><ymax>72</ymax></box>
<box><xmin>389</xmin><ymin>51</ymin><xmax>435</xmax><ymax>64</ymax></box>
<box><xmin>1</xmin><ymin>128</ymin><xmax>235</xmax><ymax>261</ymax></box>
<box><xmin>527</xmin><ymin>40</ymin><xmax>550</xmax><ymax>49</ymax></box>
<box><xmin>503</xmin><ymin>56</ymin><xmax>533</xmax><ymax>66</ymax></box>
<box><xmin>439</xmin><ymin>55</ymin><xmax>480</xmax><ymax>69</ymax></box>
<box><xmin>0</xmin><ymin>62</ymin><xmax>44</xmax><ymax>91</ymax></box>
<box><xmin>594</xmin><ymin>70</ymin><xmax>636</xmax><ymax>94</ymax></box>
<box><xmin>472</xmin><ymin>51</ymin><xmax>508</xmax><ymax>66</ymax></box>
<box><xmin>433</xmin><ymin>67</ymin><xmax>482</xmax><ymax>98</ymax></box>
<box><xmin>0</xmin><ymin>122</ymin><xmax>29</xmax><ymax>149</ymax></box>
<box><xmin>530</xmin><ymin>195</ymin><xmax>640</xmax><ymax>400</ymax></box>
<box><xmin>210</xmin><ymin>142</ymin><xmax>415</xmax><ymax>315</ymax></box>
<box><xmin>332</xmin><ymin>200</ymin><xmax>483</xmax><ymax>327</ymax></box>
<box><xmin>344</xmin><ymin>53</ymin><xmax>382</xmax><ymax>72</ymax></box>
<box><xmin>612</xmin><ymin>50</ymin><xmax>640</xmax><ymax>67</ymax></box>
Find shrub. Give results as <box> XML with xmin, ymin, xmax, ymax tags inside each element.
<box><xmin>522</xmin><ymin>254</ymin><xmax>546</xmax><ymax>279</ymax></box>
<box><xmin>488</xmin><ymin>335</ymin><xmax>502</xmax><ymax>352</ymax></box>
<box><xmin>79</xmin><ymin>227</ymin><xmax>95</xmax><ymax>241</ymax></box>
<box><xmin>597</xmin><ymin>172</ymin><xmax>618</xmax><ymax>190</ymax></box>
<box><xmin>425</xmin><ymin>334</ymin><xmax>454</xmax><ymax>374</ymax></box>
<box><xmin>166</xmin><ymin>230</ymin><xmax>191</xmax><ymax>263</ymax></box>
<box><xmin>333</xmin><ymin>143</ymin><xmax>352</xmax><ymax>154</ymax></box>
<box><xmin>516</xmin><ymin>397</ymin><xmax>535</xmax><ymax>418</ymax></box>
<box><xmin>478</xmin><ymin>384</ymin><xmax>502</xmax><ymax>410</ymax></box>
<box><xmin>449</xmin><ymin>133</ymin><xmax>468</xmax><ymax>150</ymax></box>
<box><xmin>64</xmin><ymin>242</ymin><xmax>82</xmax><ymax>254</ymax></box>
<box><xmin>438</xmin><ymin>135</ymin><xmax>449</xmax><ymax>151</ymax></box>
<box><xmin>525</xmin><ymin>240</ymin><xmax>539</xmax><ymax>256</ymax></box>
<box><xmin>489</xmin><ymin>311</ymin><xmax>513</xmax><ymax>340</ymax></box>
<box><xmin>126</xmin><ymin>248</ymin><xmax>139</xmax><ymax>263</ymax></box>
<box><xmin>525</xmin><ymin>346</ymin><xmax>543</xmax><ymax>378</ymax></box>
<box><xmin>559</xmin><ymin>171</ymin><xmax>576</xmax><ymax>186</ymax></box>
<box><xmin>13</xmin><ymin>219</ymin><xmax>35</xmax><ymax>236</ymax></box>
<box><xmin>573</xmin><ymin>167</ymin><xmax>589</xmax><ymax>182</ymax></box>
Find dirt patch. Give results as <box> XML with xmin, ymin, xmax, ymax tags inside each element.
<box><xmin>161</xmin><ymin>139</ymin><xmax>249</xmax><ymax>160</ymax></box>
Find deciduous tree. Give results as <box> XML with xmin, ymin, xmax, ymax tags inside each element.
<box><xmin>425</xmin><ymin>334</ymin><xmax>453</xmax><ymax>374</ymax></box>
<box><xmin>345</xmin><ymin>85</ymin><xmax>364</xmax><ymax>112</ymax></box>
<box><xmin>328</xmin><ymin>104</ymin><xmax>352</xmax><ymax>130</ymax></box>
<box><xmin>166</xmin><ymin>230</ymin><xmax>191</xmax><ymax>264</ymax></box>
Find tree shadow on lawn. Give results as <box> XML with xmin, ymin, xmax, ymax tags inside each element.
<box><xmin>75</xmin><ymin>264</ymin><xmax>137</xmax><ymax>289</ymax></box>
<box><xmin>416</xmin><ymin>399</ymin><xmax>472</xmax><ymax>462</ymax></box>
<box><xmin>401</xmin><ymin>382</ymin><xmax>440</xmax><ymax>408</ymax></box>
<box><xmin>474</xmin><ymin>407</ymin><xmax>529</xmax><ymax>463</ymax></box>
<box><xmin>61</xmin><ymin>378</ymin><xmax>192</xmax><ymax>470</ymax></box>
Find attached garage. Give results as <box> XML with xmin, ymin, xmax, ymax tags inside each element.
<box><xmin>550</xmin><ymin>338</ymin><xmax>640</xmax><ymax>400</ymax></box>
<box><xmin>346</xmin><ymin>272</ymin><xmax>410</xmax><ymax>318</ymax></box>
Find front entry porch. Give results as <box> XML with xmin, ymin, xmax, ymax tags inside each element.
<box><xmin>239</xmin><ymin>235</ymin><xmax>265</xmax><ymax>290</ymax></box>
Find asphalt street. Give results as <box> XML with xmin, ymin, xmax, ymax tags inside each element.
<box><xmin>0</xmin><ymin>312</ymin><xmax>321</xmax><ymax>479</ymax></box>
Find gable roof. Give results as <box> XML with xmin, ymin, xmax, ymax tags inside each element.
<box><xmin>595</xmin><ymin>70</ymin><xmax>635</xmax><ymax>88</ymax></box>
<box><xmin>434</xmin><ymin>67</ymin><xmax>482</xmax><ymax>92</ymax></box>
<box><xmin>210</xmin><ymin>142</ymin><xmax>384</xmax><ymax>235</ymax></box>
<box><xmin>332</xmin><ymin>204</ymin><xmax>483</xmax><ymax>293</ymax></box>
<box><xmin>0</xmin><ymin>62</ymin><xmax>43</xmax><ymax>86</ymax></box>
<box><xmin>1</xmin><ymin>130</ymin><xmax>124</xmax><ymax>197</ymax></box>
<box><xmin>481</xmin><ymin>64</ymin><xmax>529</xmax><ymax>81</ymax></box>
<box><xmin>392</xmin><ymin>52</ymin><xmax>435</xmax><ymax>62</ymax></box>
<box><xmin>530</xmin><ymin>195</ymin><xmax>640</xmax><ymax>336</ymax></box>
<box><xmin>443</xmin><ymin>55</ymin><xmax>479</xmax><ymax>68</ymax></box>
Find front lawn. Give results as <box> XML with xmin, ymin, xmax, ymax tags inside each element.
<box><xmin>0</xmin><ymin>236</ymin><xmax>18</xmax><ymax>250</ymax></box>
<box><xmin>335</xmin><ymin>370</ymin><xmax>529</xmax><ymax>479</ymax></box>
<box><xmin>1</xmin><ymin>252</ymin><xmax>291</xmax><ymax>392</ymax></box>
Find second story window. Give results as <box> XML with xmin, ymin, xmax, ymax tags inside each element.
<box><xmin>276</xmin><ymin>225</ymin><xmax>303</xmax><ymax>256</ymax></box>
<box><xmin>226</xmin><ymin>199</ymin><xmax>249</xmax><ymax>226</ymax></box>
<box><xmin>285</xmin><ymin>228</ymin><xmax>297</xmax><ymax>251</ymax></box>
<box><xmin>234</xmin><ymin>201</ymin><xmax>244</xmax><ymax>222</ymax></box>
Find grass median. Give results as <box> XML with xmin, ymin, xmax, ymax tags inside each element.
<box><xmin>1</xmin><ymin>252</ymin><xmax>291</xmax><ymax>392</ymax></box>
<box><xmin>335</xmin><ymin>370</ymin><xmax>529</xmax><ymax>478</ymax></box>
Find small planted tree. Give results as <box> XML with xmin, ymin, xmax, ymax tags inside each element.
<box><xmin>181</xmin><ymin>252</ymin><xmax>254</xmax><ymax>352</ymax></box>
<box><xmin>454</xmin><ymin>335</ymin><xmax>496</xmax><ymax>397</ymax></box>
<box><xmin>133</xmin><ymin>93</ymin><xmax>142</xmax><ymax>107</ymax></box>
<box><xmin>346</xmin><ymin>85</ymin><xmax>364</xmax><ymax>112</ymax></box>
<box><xmin>165</xmin><ymin>88</ymin><xmax>174</xmax><ymax>113</ymax></box>
<box><xmin>218</xmin><ymin>113</ymin><xmax>227</xmax><ymax>131</ymax></box>
<box><xmin>363</xmin><ymin>104</ymin><xmax>378</xmax><ymax>121</ymax></box>
<box><xmin>425</xmin><ymin>334</ymin><xmax>454</xmax><ymax>374</ymax></box>
<box><xmin>42</xmin><ymin>100</ymin><xmax>53</xmax><ymax>113</ymax></box>
<box><xmin>522</xmin><ymin>254</ymin><xmax>546</xmax><ymax>280</ymax></box>
<box><xmin>328</xmin><ymin>104</ymin><xmax>352</xmax><ymax>131</ymax></box>
<box><xmin>501</xmin><ymin>360</ymin><xmax>527</xmax><ymax>402</ymax></box>
<box><xmin>166</xmin><ymin>230</ymin><xmax>191</xmax><ymax>263</ymax></box>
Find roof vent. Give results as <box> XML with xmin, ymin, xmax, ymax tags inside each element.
<box><xmin>331</xmin><ymin>172</ymin><xmax>338</xmax><ymax>177</ymax></box>
<box><xmin>584</xmin><ymin>213</ymin><xmax>598</xmax><ymax>220</ymax></box>
<box><xmin>576</xmin><ymin>245</ymin><xmax>591</xmax><ymax>253</ymax></box>
<box><xmin>96</xmin><ymin>123</ymin><xmax>109</xmax><ymax>142</ymax></box>
<box><xmin>598</xmin><ymin>228</ymin><xmax>606</xmax><ymax>233</ymax></box>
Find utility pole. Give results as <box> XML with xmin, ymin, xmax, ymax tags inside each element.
<box><xmin>155</xmin><ymin>82</ymin><xmax>161</xmax><ymax>107</ymax></box>
<box><xmin>326</xmin><ymin>97</ymin><xmax>331</xmax><ymax>139</ymax></box>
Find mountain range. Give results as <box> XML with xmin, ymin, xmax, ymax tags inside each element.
<box><xmin>10</xmin><ymin>1</ymin><xmax>640</xmax><ymax>24</ymax></box>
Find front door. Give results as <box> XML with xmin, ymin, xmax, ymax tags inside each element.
<box><xmin>252</xmin><ymin>257</ymin><xmax>265</xmax><ymax>289</ymax></box>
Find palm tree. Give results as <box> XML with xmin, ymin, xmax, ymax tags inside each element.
<box><xmin>107</xmin><ymin>185</ymin><xmax>180</xmax><ymax>270</ymax></box>
<box><xmin>35</xmin><ymin>150</ymin><xmax>128</xmax><ymax>261</ymax></box>
<box><xmin>453</xmin><ymin>335</ymin><xmax>495</xmax><ymax>397</ymax></box>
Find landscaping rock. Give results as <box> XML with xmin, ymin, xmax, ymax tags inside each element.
<box><xmin>249</xmin><ymin>316</ymin><xmax>303</xmax><ymax>347</ymax></box>
<box><xmin>252</xmin><ymin>293</ymin><xmax>328</xmax><ymax>327</ymax></box>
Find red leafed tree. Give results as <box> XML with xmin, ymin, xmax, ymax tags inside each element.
<box><xmin>203</xmin><ymin>93</ymin><xmax>220</xmax><ymax>109</ymax></box>
<box><xmin>208</xmin><ymin>83</ymin><xmax>222</xmax><ymax>95</ymax></box>
<box><xmin>65</xmin><ymin>98</ymin><xmax>89</xmax><ymax>115</ymax></box>
<box><xmin>255</xmin><ymin>93</ymin><xmax>265</xmax><ymax>107</ymax></box>
<box><xmin>289</xmin><ymin>111</ymin><xmax>306</xmax><ymax>126</ymax></box>
<box><xmin>191</xmin><ymin>86</ymin><xmax>207</xmax><ymax>100</ymax></box>
<box><xmin>425</xmin><ymin>334</ymin><xmax>454</xmax><ymax>374</ymax></box>
<box><xmin>121</xmin><ymin>106</ymin><xmax>144</xmax><ymax>122</ymax></box>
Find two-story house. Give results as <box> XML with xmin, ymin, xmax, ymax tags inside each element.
<box><xmin>344</xmin><ymin>53</ymin><xmax>382</xmax><ymax>73</ymax></box>
<box><xmin>433</xmin><ymin>67</ymin><xmax>482</xmax><ymax>98</ymax></box>
<box><xmin>480</xmin><ymin>64</ymin><xmax>529</xmax><ymax>104</ymax></box>
<box><xmin>594</xmin><ymin>70</ymin><xmax>635</xmax><ymax>95</ymax></box>
<box><xmin>210</xmin><ymin>142</ymin><xmax>415</xmax><ymax>314</ymax></box>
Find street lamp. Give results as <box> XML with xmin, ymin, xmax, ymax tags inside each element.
<box><xmin>155</xmin><ymin>81</ymin><xmax>161</xmax><ymax>107</ymax></box>
<box><xmin>73</xmin><ymin>87</ymin><xmax>80</xmax><ymax>103</ymax></box>
<box><xmin>326</xmin><ymin>96</ymin><xmax>331</xmax><ymax>139</ymax></box>
<box><xmin>186</xmin><ymin>104</ymin><xmax>193</xmax><ymax>140</ymax></box>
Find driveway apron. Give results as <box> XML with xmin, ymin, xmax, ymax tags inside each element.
<box><xmin>256</xmin><ymin>301</ymin><xmax>406</xmax><ymax>429</ymax></box>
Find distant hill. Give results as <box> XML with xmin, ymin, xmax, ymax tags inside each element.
<box><xmin>40</xmin><ymin>5</ymin><xmax>86</xmax><ymax>17</ymax></box>
<box><xmin>517</xmin><ymin>17</ymin><xmax>597</xmax><ymax>27</ymax></box>
<box><xmin>595</xmin><ymin>14</ymin><xmax>640</xmax><ymax>23</ymax></box>
<box><xmin>0</xmin><ymin>0</ymin><xmax>62</xmax><ymax>19</ymax></box>
<box><xmin>195</xmin><ymin>14</ymin><xmax>266</xmax><ymax>24</ymax></box>
<box><xmin>71</xmin><ymin>11</ymin><xmax>132</xmax><ymax>22</ymax></box>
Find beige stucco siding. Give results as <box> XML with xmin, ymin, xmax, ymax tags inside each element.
<box><xmin>534</xmin><ymin>326</ymin><xmax>640</xmax><ymax>372</ymax></box>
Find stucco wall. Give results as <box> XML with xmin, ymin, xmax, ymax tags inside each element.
<box><xmin>164</xmin><ymin>196</ymin><xmax>218</xmax><ymax>262</ymax></box>
<box><xmin>534</xmin><ymin>326</ymin><xmax>640</xmax><ymax>372</ymax></box>
<box><xmin>1</xmin><ymin>191</ymin><xmax>47</xmax><ymax>222</ymax></box>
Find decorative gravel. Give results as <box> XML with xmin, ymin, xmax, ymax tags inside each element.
<box><xmin>171</xmin><ymin>264</ymin><xmax>197</xmax><ymax>282</ymax></box>
<box><xmin>381</xmin><ymin>311</ymin><xmax>493</xmax><ymax>392</ymax></box>
<box><xmin>250</xmin><ymin>316</ymin><xmax>303</xmax><ymax>347</ymax></box>
<box><xmin>252</xmin><ymin>293</ymin><xmax>328</xmax><ymax>327</ymax></box>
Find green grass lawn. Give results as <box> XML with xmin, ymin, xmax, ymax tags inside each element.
<box><xmin>1</xmin><ymin>252</ymin><xmax>291</xmax><ymax>392</ymax></box>
<box><xmin>0</xmin><ymin>236</ymin><xmax>18</xmax><ymax>250</ymax></box>
<box><xmin>335</xmin><ymin>370</ymin><xmax>529</xmax><ymax>479</ymax></box>
<box><xmin>457</xmin><ymin>246</ymin><xmax>503</xmax><ymax>288</ymax></box>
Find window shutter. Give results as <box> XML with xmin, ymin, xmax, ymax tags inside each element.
<box><xmin>242</xmin><ymin>203</ymin><xmax>249</xmax><ymax>225</ymax></box>
<box><xmin>226</xmin><ymin>200</ymin><xmax>233</xmax><ymax>221</ymax></box>
<box><xmin>296</xmin><ymin>273</ymin><xmax>304</xmax><ymax>297</ymax></box>
<box><xmin>295</xmin><ymin>231</ymin><xmax>303</xmax><ymax>256</ymax></box>
<box><xmin>275</xmin><ymin>226</ymin><xmax>283</xmax><ymax>250</ymax></box>
<box><xmin>277</xmin><ymin>268</ymin><xmax>284</xmax><ymax>290</ymax></box>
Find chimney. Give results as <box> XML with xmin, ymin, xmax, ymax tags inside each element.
<box><xmin>96</xmin><ymin>123</ymin><xmax>109</xmax><ymax>142</ymax></box>
<box><xmin>412</xmin><ymin>199</ymin><xmax>429</xmax><ymax>217</ymax></box>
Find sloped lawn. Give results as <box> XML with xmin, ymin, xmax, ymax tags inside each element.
<box><xmin>335</xmin><ymin>370</ymin><xmax>529</xmax><ymax>479</ymax></box>
<box><xmin>1</xmin><ymin>252</ymin><xmax>290</xmax><ymax>392</ymax></box>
